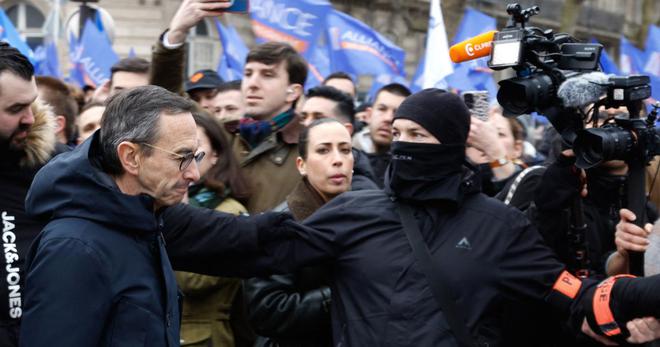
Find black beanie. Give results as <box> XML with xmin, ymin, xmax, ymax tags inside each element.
<box><xmin>393</xmin><ymin>88</ymin><xmax>471</xmax><ymax>145</ymax></box>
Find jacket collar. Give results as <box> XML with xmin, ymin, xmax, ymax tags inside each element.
<box><xmin>286</xmin><ymin>178</ymin><xmax>327</xmax><ymax>221</ymax></box>
<box><xmin>26</xmin><ymin>131</ymin><xmax>160</xmax><ymax>234</ymax></box>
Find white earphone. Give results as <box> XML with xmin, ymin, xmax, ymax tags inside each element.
<box><xmin>287</xmin><ymin>88</ymin><xmax>294</xmax><ymax>94</ymax></box>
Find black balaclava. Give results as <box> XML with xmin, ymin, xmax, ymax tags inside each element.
<box><xmin>384</xmin><ymin>88</ymin><xmax>471</xmax><ymax>203</ymax></box>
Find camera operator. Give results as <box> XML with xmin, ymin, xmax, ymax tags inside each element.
<box><xmin>449</xmin><ymin>3</ymin><xmax>660</xmax><ymax>344</ymax></box>
<box><xmin>533</xmin><ymin>106</ymin><xmax>658</xmax><ymax>279</ymax></box>
<box><xmin>521</xmin><ymin>105</ymin><xmax>658</xmax><ymax>346</ymax></box>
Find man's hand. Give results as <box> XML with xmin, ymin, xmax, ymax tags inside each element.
<box><xmin>581</xmin><ymin>318</ymin><xmax>619</xmax><ymax>346</ymax></box>
<box><xmin>581</xmin><ymin>317</ymin><xmax>660</xmax><ymax>345</ymax></box>
<box><xmin>168</xmin><ymin>0</ymin><xmax>233</xmax><ymax>45</ymax></box>
<box><xmin>466</xmin><ymin>116</ymin><xmax>505</xmax><ymax>161</ymax></box>
<box><xmin>627</xmin><ymin>317</ymin><xmax>660</xmax><ymax>344</ymax></box>
<box><xmin>606</xmin><ymin>209</ymin><xmax>651</xmax><ymax>275</ymax></box>
<box><xmin>615</xmin><ymin>209</ymin><xmax>652</xmax><ymax>254</ymax></box>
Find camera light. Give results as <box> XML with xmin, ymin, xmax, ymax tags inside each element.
<box><xmin>613</xmin><ymin>89</ymin><xmax>624</xmax><ymax>101</ymax></box>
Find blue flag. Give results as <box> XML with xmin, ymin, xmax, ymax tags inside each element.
<box><xmin>620</xmin><ymin>37</ymin><xmax>646</xmax><ymax>74</ymax></box>
<box><xmin>0</xmin><ymin>8</ymin><xmax>34</xmax><ymax>63</ymax></box>
<box><xmin>327</xmin><ymin>10</ymin><xmax>405</xmax><ymax>77</ymax></box>
<box><xmin>217</xmin><ymin>56</ymin><xmax>232</xmax><ymax>82</ymax></box>
<box><xmin>620</xmin><ymin>35</ymin><xmax>659</xmax><ymax>106</ymax></box>
<box><xmin>249</xmin><ymin>0</ymin><xmax>332</xmax><ymax>57</ymax></box>
<box><xmin>69</xmin><ymin>19</ymin><xmax>119</xmax><ymax>88</ymax></box>
<box><xmin>67</xmin><ymin>32</ymin><xmax>86</xmax><ymax>87</ymax></box>
<box><xmin>215</xmin><ymin>19</ymin><xmax>248</xmax><ymax>81</ymax></box>
<box><xmin>590</xmin><ymin>38</ymin><xmax>620</xmax><ymax>75</ymax></box>
<box><xmin>94</xmin><ymin>10</ymin><xmax>105</xmax><ymax>35</ymax></box>
<box><xmin>34</xmin><ymin>41</ymin><xmax>61</xmax><ymax>78</ymax></box>
<box><xmin>643</xmin><ymin>25</ymin><xmax>660</xmax><ymax>103</ymax></box>
<box><xmin>410</xmin><ymin>54</ymin><xmax>425</xmax><ymax>93</ymax></box>
<box><xmin>600</xmin><ymin>49</ymin><xmax>620</xmax><ymax>75</ymax></box>
<box><xmin>305</xmin><ymin>42</ymin><xmax>332</xmax><ymax>89</ymax></box>
<box><xmin>442</xmin><ymin>8</ymin><xmax>497</xmax><ymax>97</ymax></box>
<box><xmin>644</xmin><ymin>25</ymin><xmax>659</xmax><ymax>77</ymax></box>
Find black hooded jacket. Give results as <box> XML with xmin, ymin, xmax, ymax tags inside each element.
<box><xmin>0</xmin><ymin>100</ymin><xmax>69</xmax><ymax>347</ymax></box>
<box><xmin>350</xmin><ymin>148</ymin><xmax>379</xmax><ymax>190</ymax></box>
<box><xmin>256</xmin><ymin>167</ymin><xmax>599</xmax><ymax>346</ymax></box>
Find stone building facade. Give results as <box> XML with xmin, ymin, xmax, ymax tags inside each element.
<box><xmin>0</xmin><ymin>0</ymin><xmax>656</xmax><ymax>88</ymax></box>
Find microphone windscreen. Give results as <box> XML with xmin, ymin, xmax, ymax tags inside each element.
<box><xmin>557</xmin><ymin>72</ymin><xmax>610</xmax><ymax>108</ymax></box>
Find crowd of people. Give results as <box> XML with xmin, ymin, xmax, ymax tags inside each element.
<box><xmin>3</xmin><ymin>0</ymin><xmax>660</xmax><ymax>346</ymax></box>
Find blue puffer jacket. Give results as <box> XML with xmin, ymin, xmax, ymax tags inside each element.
<box><xmin>20</xmin><ymin>133</ymin><xmax>181</xmax><ymax>346</ymax></box>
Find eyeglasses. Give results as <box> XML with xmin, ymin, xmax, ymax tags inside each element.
<box><xmin>140</xmin><ymin>142</ymin><xmax>206</xmax><ymax>172</ymax></box>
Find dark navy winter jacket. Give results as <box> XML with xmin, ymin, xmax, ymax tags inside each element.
<box><xmin>19</xmin><ymin>133</ymin><xmax>282</xmax><ymax>346</ymax></box>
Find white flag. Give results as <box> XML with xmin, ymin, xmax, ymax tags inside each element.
<box><xmin>421</xmin><ymin>0</ymin><xmax>454</xmax><ymax>89</ymax></box>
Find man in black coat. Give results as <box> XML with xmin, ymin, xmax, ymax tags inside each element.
<box><xmin>255</xmin><ymin>89</ymin><xmax>660</xmax><ymax>346</ymax></box>
<box><xmin>0</xmin><ymin>42</ymin><xmax>70</xmax><ymax>347</ymax></box>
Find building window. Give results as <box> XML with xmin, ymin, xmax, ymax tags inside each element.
<box><xmin>187</xmin><ymin>19</ymin><xmax>220</xmax><ymax>77</ymax></box>
<box><xmin>6</xmin><ymin>3</ymin><xmax>46</xmax><ymax>50</ymax></box>
<box><xmin>194</xmin><ymin>20</ymin><xmax>209</xmax><ymax>37</ymax></box>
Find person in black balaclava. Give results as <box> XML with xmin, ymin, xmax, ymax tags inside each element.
<box><xmin>249</xmin><ymin>88</ymin><xmax>660</xmax><ymax>346</ymax></box>
<box><xmin>384</xmin><ymin>89</ymin><xmax>471</xmax><ymax>203</ymax></box>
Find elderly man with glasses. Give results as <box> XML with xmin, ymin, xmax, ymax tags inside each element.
<box><xmin>20</xmin><ymin>86</ymin><xmax>290</xmax><ymax>346</ymax></box>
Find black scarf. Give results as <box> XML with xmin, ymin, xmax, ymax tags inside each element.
<box><xmin>384</xmin><ymin>141</ymin><xmax>466</xmax><ymax>204</ymax></box>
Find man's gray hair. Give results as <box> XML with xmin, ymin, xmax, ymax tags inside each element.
<box><xmin>99</xmin><ymin>85</ymin><xmax>195</xmax><ymax>175</ymax></box>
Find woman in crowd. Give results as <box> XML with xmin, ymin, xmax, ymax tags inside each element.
<box><xmin>245</xmin><ymin>118</ymin><xmax>354</xmax><ymax>346</ymax></box>
<box><xmin>176</xmin><ymin>111</ymin><xmax>251</xmax><ymax>347</ymax></box>
<box><xmin>466</xmin><ymin>105</ymin><xmax>528</xmax><ymax>197</ymax></box>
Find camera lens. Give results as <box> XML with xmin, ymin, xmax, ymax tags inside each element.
<box><xmin>574</xmin><ymin>126</ymin><xmax>634</xmax><ymax>169</ymax></box>
<box><xmin>497</xmin><ymin>73</ymin><xmax>555</xmax><ymax>115</ymax></box>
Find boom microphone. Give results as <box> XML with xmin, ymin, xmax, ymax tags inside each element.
<box><xmin>449</xmin><ymin>30</ymin><xmax>497</xmax><ymax>63</ymax></box>
<box><xmin>557</xmin><ymin>72</ymin><xmax>611</xmax><ymax>108</ymax></box>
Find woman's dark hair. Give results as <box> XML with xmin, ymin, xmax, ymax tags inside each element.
<box><xmin>298</xmin><ymin>118</ymin><xmax>345</xmax><ymax>160</ymax></box>
<box><xmin>193</xmin><ymin>111</ymin><xmax>251</xmax><ymax>202</ymax></box>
